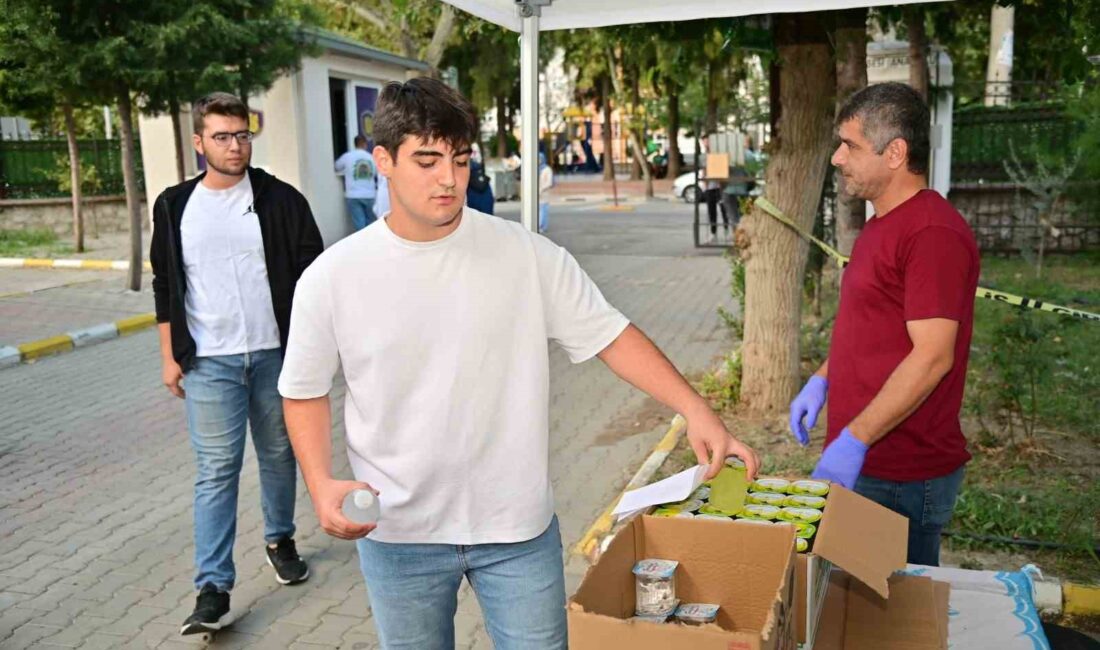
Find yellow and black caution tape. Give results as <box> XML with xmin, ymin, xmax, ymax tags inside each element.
<box><xmin>753</xmin><ymin>197</ymin><xmax>1100</xmax><ymax>323</ymax></box>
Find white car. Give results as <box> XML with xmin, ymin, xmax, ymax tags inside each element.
<box><xmin>672</xmin><ymin>172</ymin><xmax>704</xmax><ymax>203</ymax></box>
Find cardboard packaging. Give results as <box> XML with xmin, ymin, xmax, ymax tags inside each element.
<box><xmin>568</xmin><ymin>515</ymin><xmax>797</xmax><ymax>650</ymax></box>
<box><xmin>792</xmin><ymin>486</ymin><xmax>909</xmax><ymax>648</ymax></box>
<box><xmin>704</xmin><ymin>152</ymin><xmax>731</xmax><ymax>180</ymax></box>
<box><xmin>812</xmin><ymin>570</ymin><xmax>950</xmax><ymax>650</ymax></box>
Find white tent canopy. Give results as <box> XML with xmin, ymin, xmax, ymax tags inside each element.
<box><xmin>440</xmin><ymin>0</ymin><xmax>941</xmax><ymax>231</ymax></box>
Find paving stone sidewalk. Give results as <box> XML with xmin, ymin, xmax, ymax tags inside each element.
<box><xmin>0</xmin><ymin>203</ymin><xmax>736</xmax><ymax>649</ymax></box>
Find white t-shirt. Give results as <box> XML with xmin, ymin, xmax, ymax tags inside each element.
<box><xmin>334</xmin><ymin>149</ymin><xmax>377</xmax><ymax>199</ymax></box>
<box><xmin>278</xmin><ymin>208</ymin><xmax>629</xmax><ymax>544</ymax></box>
<box><xmin>373</xmin><ymin>174</ymin><xmax>390</xmax><ymax>218</ymax></box>
<box><xmin>180</xmin><ymin>174</ymin><xmax>281</xmax><ymax>357</ymax></box>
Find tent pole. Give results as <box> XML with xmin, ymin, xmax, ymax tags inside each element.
<box><xmin>520</xmin><ymin>12</ymin><xmax>540</xmax><ymax>233</ymax></box>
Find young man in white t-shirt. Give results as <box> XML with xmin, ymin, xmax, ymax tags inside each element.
<box><xmin>278</xmin><ymin>78</ymin><xmax>759</xmax><ymax>649</ymax></box>
<box><xmin>334</xmin><ymin>135</ymin><xmax>378</xmax><ymax>231</ymax></box>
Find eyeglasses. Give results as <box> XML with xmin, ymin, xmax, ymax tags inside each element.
<box><xmin>208</xmin><ymin>131</ymin><xmax>254</xmax><ymax>147</ymax></box>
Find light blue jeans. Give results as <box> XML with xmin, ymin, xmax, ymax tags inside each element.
<box><xmin>348</xmin><ymin>198</ymin><xmax>376</xmax><ymax>231</ymax></box>
<box><xmin>538</xmin><ymin>202</ymin><xmax>549</xmax><ymax>232</ymax></box>
<box><xmin>356</xmin><ymin>516</ymin><xmax>567</xmax><ymax>650</ymax></box>
<box><xmin>184</xmin><ymin>349</ymin><xmax>297</xmax><ymax>591</ymax></box>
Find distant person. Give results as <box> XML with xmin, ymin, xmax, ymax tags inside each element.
<box><xmin>335</xmin><ymin>135</ymin><xmax>378</xmax><ymax>231</ymax></box>
<box><xmin>704</xmin><ymin>178</ymin><xmax>728</xmax><ymax>244</ymax></box>
<box><xmin>721</xmin><ymin>165</ymin><xmax>755</xmax><ymax>228</ymax></box>
<box><xmin>150</xmin><ymin>92</ymin><xmax>322</xmax><ymax>637</ymax></box>
<box><xmin>374</xmin><ymin>174</ymin><xmax>390</xmax><ymax>220</ymax></box>
<box><xmin>467</xmin><ymin>158</ymin><xmax>494</xmax><ymax>215</ymax></box>
<box><xmin>539</xmin><ymin>152</ymin><xmax>553</xmax><ymax>231</ymax></box>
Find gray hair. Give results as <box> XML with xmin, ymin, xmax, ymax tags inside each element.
<box><xmin>836</xmin><ymin>82</ymin><xmax>930</xmax><ymax>176</ymax></box>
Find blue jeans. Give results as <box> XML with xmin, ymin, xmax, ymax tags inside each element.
<box><xmin>538</xmin><ymin>202</ymin><xmax>549</xmax><ymax>232</ymax></box>
<box><xmin>348</xmin><ymin>198</ymin><xmax>376</xmax><ymax>231</ymax></box>
<box><xmin>356</xmin><ymin>516</ymin><xmax>567</xmax><ymax>650</ymax></box>
<box><xmin>854</xmin><ymin>467</ymin><xmax>965</xmax><ymax>566</ymax></box>
<box><xmin>184</xmin><ymin>349</ymin><xmax>297</xmax><ymax>591</ymax></box>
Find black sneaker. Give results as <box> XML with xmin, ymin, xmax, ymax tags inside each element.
<box><xmin>265</xmin><ymin>536</ymin><xmax>309</xmax><ymax>585</ymax></box>
<box><xmin>180</xmin><ymin>583</ymin><xmax>231</xmax><ymax>635</ymax></box>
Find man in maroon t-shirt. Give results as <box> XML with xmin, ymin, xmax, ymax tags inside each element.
<box><xmin>788</xmin><ymin>82</ymin><xmax>979</xmax><ymax>565</ymax></box>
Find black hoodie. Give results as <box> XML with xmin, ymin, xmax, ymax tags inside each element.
<box><xmin>150</xmin><ymin>167</ymin><xmax>324</xmax><ymax>372</ymax></box>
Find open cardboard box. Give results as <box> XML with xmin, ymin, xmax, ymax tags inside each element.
<box><xmin>812</xmin><ymin>570</ymin><xmax>950</xmax><ymax>650</ymax></box>
<box><xmin>792</xmin><ymin>485</ymin><xmax>909</xmax><ymax>648</ymax></box>
<box><xmin>568</xmin><ymin>515</ymin><xmax>798</xmax><ymax>650</ymax></box>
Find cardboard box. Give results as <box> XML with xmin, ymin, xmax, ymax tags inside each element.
<box><xmin>704</xmin><ymin>152</ymin><xmax>730</xmax><ymax>180</ymax></box>
<box><xmin>792</xmin><ymin>486</ymin><xmax>909</xmax><ymax>648</ymax></box>
<box><xmin>812</xmin><ymin>570</ymin><xmax>950</xmax><ymax>650</ymax></box>
<box><xmin>568</xmin><ymin>515</ymin><xmax>797</xmax><ymax>650</ymax></box>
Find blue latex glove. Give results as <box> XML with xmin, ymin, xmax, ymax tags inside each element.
<box><xmin>788</xmin><ymin>375</ymin><xmax>828</xmax><ymax>446</ymax></box>
<box><xmin>811</xmin><ymin>428</ymin><xmax>868</xmax><ymax>490</ymax></box>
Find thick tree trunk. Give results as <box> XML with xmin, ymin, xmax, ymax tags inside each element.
<box><xmin>62</xmin><ymin>103</ymin><xmax>84</xmax><ymax>253</ymax></box>
<box><xmin>601</xmin><ymin>75</ymin><xmax>614</xmax><ymax>181</ymax></box>
<box><xmin>495</xmin><ymin>94</ymin><xmax>508</xmax><ymax>158</ymax></box>
<box><xmin>169</xmin><ymin>96</ymin><xmax>186</xmax><ymax>183</ymax></box>
<box><xmin>628</xmin><ymin>130</ymin><xmax>653</xmax><ymax>198</ymax></box>
<box><xmin>738</xmin><ymin>13</ymin><xmax>836</xmax><ymax>413</ymax></box>
<box><xmin>905</xmin><ymin>7</ymin><xmax>929</xmax><ymax>102</ymax></box>
<box><xmin>667</xmin><ymin>81</ymin><xmax>681</xmax><ymax>179</ymax></box>
<box><xmin>834</xmin><ymin>8</ymin><xmax>868</xmax><ymax>260</ymax></box>
<box><xmin>423</xmin><ymin>4</ymin><xmax>456</xmax><ymax>71</ymax></box>
<box><xmin>117</xmin><ymin>90</ymin><xmax>144</xmax><ymax>292</ymax></box>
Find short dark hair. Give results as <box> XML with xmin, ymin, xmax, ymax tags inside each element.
<box><xmin>353</xmin><ymin>135</ymin><xmax>367</xmax><ymax>148</ymax></box>
<box><xmin>192</xmin><ymin>92</ymin><xmax>249</xmax><ymax>135</ymax></box>
<box><xmin>373</xmin><ymin>77</ymin><xmax>477</xmax><ymax>159</ymax></box>
<box><xmin>836</xmin><ymin>82</ymin><xmax>930</xmax><ymax>176</ymax></box>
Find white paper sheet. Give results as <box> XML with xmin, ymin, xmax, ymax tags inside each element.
<box><xmin>611</xmin><ymin>465</ymin><xmax>708</xmax><ymax>519</ymax></box>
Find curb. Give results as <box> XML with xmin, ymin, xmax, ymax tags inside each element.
<box><xmin>1063</xmin><ymin>582</ymin><xmax>1100</xmax><ymax>616</ymax></box>
<box><xmin>1</xmin><ymin>312</ymin><xmax>157</xmax><ymax>369</ymax></box>
<box><xmin>571</xmin><ymin>414</ymin><xmax>687</xmax><ymax>560</ymax></box>
<box><xmin>0</xmin><ymin>257</ymin><xmax>151</xmax><ymax>271</ymax></box>
<box><xmin>553</xmin><ymin>195</ymin><xmax>675</xmax><ymax>205</ymax></box>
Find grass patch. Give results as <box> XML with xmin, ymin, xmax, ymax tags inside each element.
<box><xmin>0</xmin><ymin>228</ymin><xmax>72</xmax><ymax>257</ymax></box>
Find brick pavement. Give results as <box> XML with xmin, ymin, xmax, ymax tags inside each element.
<box><xmin>0</xmin><ymin>202</ymin><xmax>736</xmax><ymax>649</ymax></box>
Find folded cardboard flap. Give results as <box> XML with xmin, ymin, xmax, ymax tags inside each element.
<box><xmin>812</xmin><ymin>486</ymin><xmax>908</xmax><ymax>598</ymax></box>
<box><xmin>813</xmin><ymin>572</ymin><xmax>950</xmax><ymax>650</ymax></box>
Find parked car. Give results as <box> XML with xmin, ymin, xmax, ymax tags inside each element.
<box><xmin>672</xmin><ymin>172</ymin><xmax>703</xmax><ymax>204</ymax></box>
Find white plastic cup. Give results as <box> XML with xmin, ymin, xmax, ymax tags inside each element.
<box><xmin>342</xmin><ymin>489</ymin><xmax>380</xmax><ymax>525</ymax></box>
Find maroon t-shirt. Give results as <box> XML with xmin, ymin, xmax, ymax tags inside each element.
<box><xmin>826</xmin><ymin>189</ymin><xmax>979</xmax><ymax>481</ymax></box>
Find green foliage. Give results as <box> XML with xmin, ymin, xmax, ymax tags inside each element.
<box><xmin>951</xmin><ymin>478</ymin><xmax>1099</xmax><ymax>553</ymax></box>
<box><xmin>50</xmin><ymin>153</ymin><xmax>102</xmax><ymax>196</ymax></box>
<box><xmin>697</xmin><ymin>350</ymin><xmax>743</xmax><ymax>413</ymax></box>
<box><xmin>0</xmin><ymin>229</ymin><xmax>70</xmax><ymax>257</ymax></box>
<box><xmin>717</xmin><ymin>250</ymin><xmax>746</xmax><ymax>340</ymax></box>
<box><xmin>967</xmin><ymin>253</ymin><xmax>1100</xmax><ymax>444</ymax></box>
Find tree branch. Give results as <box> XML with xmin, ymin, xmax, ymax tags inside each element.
<box><xmin>324</xmin><ymin>0</ymin><xmax>389</xmax><ymax>31</ymax></box>
<box><xmin>422</xmin><ymin>4</ymin><xmax>455</xmax><ymax>71</ymax></box>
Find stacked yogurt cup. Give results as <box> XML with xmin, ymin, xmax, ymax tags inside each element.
<box><xmin>650</xmin><ymin>466</ymin><xmax>831</xmax><ymax>553</ymax></box>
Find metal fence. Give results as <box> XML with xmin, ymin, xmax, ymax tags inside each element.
<box><xmin>0</xmin><ymin>139</ymin><xmax>143</xmax><ymax>200</ymax></box>
<box><xmin>946</xmin><ymin>80</ymin><xmax>1097</xmax><ymax>253</ymax></box>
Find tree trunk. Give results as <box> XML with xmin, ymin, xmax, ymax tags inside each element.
<box><xmin>601</xmin><ymin>75</ymin><xmax>614</xmax><ymax>181</ymax></box>
<box><xmin>62</xmin><ymin>102</ymin><xmax>84</xmax><ymax>253</ymax></box>
<box><xmin>628</xmin><ymin>130</ymin><xmax>653</xmax><ymax>198</ymax></box>
<box><xmin>629</xmin><ymin>69</ymin><xmax>642</xmax><ymax>181</ymax></box>
<box><xmin>705</xmin><ymin>60</ymin><xmax>719</xmax><ymax>135</ymax></box>
<box><xmin>422</xmin><ymin>4</ymin><xmax>456</xmax><ymax>71</ymax></box>
<box><xmin>834</xmin><ymin>8</ymin><xmax>868</xmax><ymax>260</ymax></box>
<box><xmin>667</xmin><ymin>81</ymin><xmax>681</xmax><ymax>179</ymax></box>
<box><xmin>738</xmin><ymin>13</ymin><xmax>836</xmax><ymax>413</ymax></box>
<box><xmin>905</xmin><ymin>7</ymin><xmax>928</xmax><ymax>102</ymax></box>
<box><xmin>117</xmin><ymin>89</ymin><xmax>144</xmax><ymax>292</ymax></box>
<box><xmin>495</xmin><ymin>94</ymin><xmax>508</xmax><ymax>158</ymax></box>
<box><xmin>169</xmin><ymin>95</ymin><xmax>186</xmax><ymax>183</ymax></box>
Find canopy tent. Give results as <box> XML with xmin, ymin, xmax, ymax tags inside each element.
<box><xmin>440</xmin><ymin>0</ymin><xmax>942</xmax><ymax>232</ymax></box>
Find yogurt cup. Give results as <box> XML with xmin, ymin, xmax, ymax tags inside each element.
<box><xmin>633</xmin><ymin>559</ymin><xmax>679</xmax><ymax>616</ymax></box>
<box><xmin>740</xmin><ymin>504</ymin><xmax>781</xmax><ymax>520</ymax></box>
<box><xmin>674</xmin><ymin>603</ymin><xmax>720</xmax><ymax>626</ymax></box>
<box><xmin>788</xmin><ymin>479</ymin><xmax>830</xmax><ymax>496</ymax></box>
<box><xmin>796</xmin><ymin>538</ymin><xmax>810</xmax><ymax>552</ymax></box>
<box><xmin>750</xmin><ymin>478</ymin><xmax>791</xmax><ymax>494</ymax></box>
<box><xmin>776</xmin><ymin>507</ymin><xmax>823</xmax><ymax>523</ymax></box>
<box><xmin>695</xmin><ymin>513</ymin><xmax>733</xmax><ymax>522</ymax></box>
<box><xmin>793</xmin><ymin>522</ymin><xmax>817</xmax><ymax>539</ymax></box>
<box><xmin>747</xmin><ymin>491</ymin><xmax>788</xmax><ymax>506</ymax></box>
<box><xmin>783</xmin><ymin>494</ymin><xmax>827</xmax><ymax>509</ymax></box>
<box><xmin>698</xmin><ymin>504</ymin><xmax>741</xmax><ymax>517</ymax></box>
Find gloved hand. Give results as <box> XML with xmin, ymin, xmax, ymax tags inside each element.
<box><xmin>811</xmin><ymin>428</ymin><xmax>868</xmax><ymax>490</ymax></box>
<box><xmin>788</xmin><ymin>375</ymin><xmax>828</xmax><ymax>446</ymax></box>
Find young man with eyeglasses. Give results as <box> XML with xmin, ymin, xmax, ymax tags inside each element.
<box><xmin>278</xmin><ymin>78</ymin><xmax>759</xmax><ymax>649</ymax></box>
<box><xmin>150</xmin><ymin>92</ymin><xmax>324</xmax><ymax>637</ymax></box>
